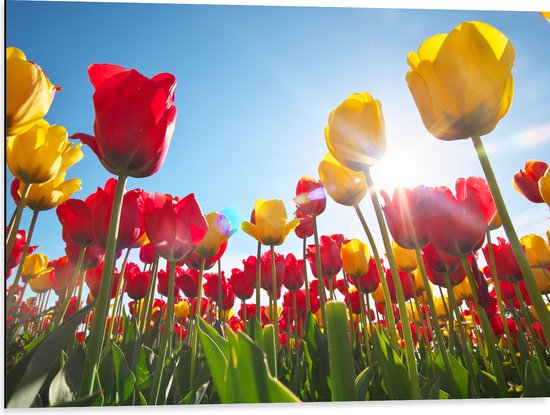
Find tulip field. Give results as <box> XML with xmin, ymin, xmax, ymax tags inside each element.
<box><xmin>5</xmin><ymin>6</ymin><xmax>550</xmax><ymax>408</ymax></box>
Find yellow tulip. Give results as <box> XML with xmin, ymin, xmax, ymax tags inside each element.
<box><xmin>21</xmin><ymin>252</ymin><xmax>52</xmax><ymax>282</ymax></box>
<box><xmin>433</xmin><ymin>296</ymin><xmax>449</xmax><ymax>318</ymax></box>
<box><xmin>318</xmin><ymin>152</ymin><xmax>368</xmax><ymax>206</ymax></box>
<box><xmin>341</xmin><ymin>239</ymin><xmax>370</xmax><ymax>279</ymax></box>
<box><xmin>521</xmin><ymin>234</ymin><xmax>550</xmax><ymax>268</ymax></box>
<box><xmin>20</xmin><ymin>173</ymin><xmax>81</xmax><ymax>211</ymax></box>
<box><xmin>541</xmin><ymin>12</ymin><xmax>550</xmax><ymax>23</ymax></box>
<box><xmin>407</xmin><ymin>302</ymin><xmax>422</xmax><ymax>324</ymax></box>
<box><xmin>241</xmin><ymin>199</ymin><xmax>299</xmax><ymax>246</ymax></box>
<box><xmin>174</xmin><ymin>300</ymin><xmax>190</xmax><ymax>319</ymax></box>
<box><xmin>29</xmin><ymin>272</ymin><xmax>53</xmax><ymax>293</ymax></box>
<box><xmin>530</xmin><ymin>303</ymin><xmax>550</xmax><ymax>322</ymax></box>
<box><xmin>325</xmin><ymin>92</ymin><xmax>386</xmax><ymax>171</ymax></box>
<box><xmin>539</xmin><ymin>166</ymin><xmax>550</xmax><ymax>208</ymax></box>
<box><xmin>370</xmin><ymin>283</ymin><xmax>386</xmax><ymax>304</ymax></box>
<box><xmin>7</xmin><ymin>119</ymin><xmax>83</xmax><ymax>184</ymax></box>
<box><xmin>531</xmin><ymin>268</ymin><xmax>550</xmax><ymax>295</ymax></box>
<box><xmin>488</xmin><ymin>212</ymin><xmax>502</xmax><ymax>231</ymax></box>
<box><xmin>392</xmin><ymin>241</ymin><xmax>418</xmax><ymax>272</ymax></box>
<box><xmin>453</xmin><ymin>278</ymin><xmax>474</xmax><ymax>302</ymax></box>
<box><xmin>406</xmin><ymin>21</ymin><xmax>514</xmax><ymax>140</ymax></box>
<box><xmin>6</xmin><ymin>47</ymin><xmax>57</xmax><ymax>137</ymax></box>
<box><xmin>195</xmin><ymin>212</ymin><xmax>234</xmax><ymax>257</ymax></box>
<box><xmin>412</xmin><ymin>268</ymin><xmax>425</xmax><ymax>294</ymax></box>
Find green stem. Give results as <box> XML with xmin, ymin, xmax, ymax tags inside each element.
<box><xmin>303</xmin><ymin>237</ymin><xmax>311</xmax><ymax>315</ymax></box>
<box><xmin>364</xmin><ymin>167</ymin><xmax>420</xmax><ymax>399</ymax></box>
<box><xmin>6</xmin><ymin>209</ymin><xmax>39</xmax><ymax>313</ymax></box>
<box><xmin>6</xmin><ymin>182</ymin><xmax>30</xmax><ymax>258</ymax></box>
<box><xmin>79</xmin><ymin>174</ymin><xmax>127</xmax><ymax>398</ymax></box>
<box><xmin>460</xmin><ymin>256</ymin><xmax>509</xmax><ymax>396</ymax></box>
<box><xmin>149</xmin><ymin>260</ymin><xmax>177</xmax><ymax>405</ymax></box>
<box><xmin>256</xmin><ymin>241</ymin><xmax>262</xmax><ymax>316</ymax></box>
<box><xmin>106</xmin><ymin>247</ymin><xmax>131</xmax><ymax>349</ymax></box>
<box><xmin>217</xmin><ymin>259</ymin><xmax>222</xmax><ymax>323</ymax></box>
<box><xmin>270</xmin><ymin>245</ymin><xmax>280</xmax><ymax>350</ymax></box>
<box><xmin>141</xmin><ymin>255</ymin><xmax>159</xmax><ymax>336</ymax></box>
<box><xmin>486</xmin><ymin>231</ymin><xmax>523</xmax><ymax>379</ymax></box>
<box><xmin>353</xmin><ymin>203</ymin><xmax>398</xmax><ymax>348</ymax></box>
<box><xmin>342</xmin><ymin>270</ymin><xmax>354</xmax><ymax>339</ymax></box>
<box><xmin>471</xmin><ymin>133</ymin><xmax>550</xmax><ymax>345</ymax></box>
<box><xmin>312</xmin><ymin>216</ymin><xmax>328</xmax><ymax>331</ymax></box>
<box><xmin>358</xmin><ymin>287</ymin><xmax>371</xmax><ymax>366</ymax></box>
<box><xmin>189</xmin><ymin>257</ymin><xmax>206</xmax><ymax>388</ymax></box>
<box><xmin>56</xmin><ymin>246</ymin><xmax>86</xmax><ymax>325</ymax></box>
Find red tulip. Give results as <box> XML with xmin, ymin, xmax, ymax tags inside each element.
<box><xmin>7</xmin><ymin>229</ymin><xmax>27</xmax><ymax>272</ymax></box>
<box><xmin>417</xmin><ymin>179</ymin><xmax>491</xmax><ymax>257</ymax></box>
<box><xmin>56</xmin><ymin>199</ymin><xmax>95</xmax><ymax>247</ymax></box>
<box><xmin>72</xmin><ymin>64</ymin><xmax>177</xmax><ymax>178</ymax></box>
<box><xmin>139</xmin><ymin>242</ymin><xmax>156</xmax><ymax>265</ymax></box>
<box><xmin>143</xmin><ymin>192</ymin><xmax>208</xmax><ymax>263</ymax></box>
<box><xmin>229</xmin><ymin>268</ymin><xmax>254</xmax><ymax>300</ymax></box>
<box><xmin>282</xmin><ymin>289</ymin><xmax>308</xmax><ymax>318</ymax></box>
<box><xmin>65</xmin><ymin>241</ymin><xmax>105</xmax><ymax>271</ymax></box>
<box><xmin>306</xmin><ymin>235</ymin><xmax>342</xmax><ymax>278</ymax></box>
<box><xmin>125</xmin><ymin>270</ymin><xmax>150</xmax><ymax>300</ymax></box>
<box><xmin>203</xmin><ymin>271</ymin><xmax>227</xmax><ymax>300</ymax></box>
<box><xmin>238</xmin><ymin>303</ymin><xmax>270</xmax><ymax>324</ymax></box>
<box><xmin>348</xmin><ymin>289</ymin><xmax>363</xmax><ymax>314</ymax></box>
<box><xmin>86</xmin><ymin>263</ymin><xmax>120</xmax><ymax>299</ymax></box>
<box><xmin>242</xmin><ymin>255</ymin><xmax>257</xmax><ymax>288</ymax></box>
<box><xmin>381</xmin><ymin>186</ymin><xmax>431</xmax><ymax>249</ymax></box>
<box><xmin>62</xmin><ymin>296</ymin><xmax>79</xmax><ymax>321</ymax></box>
<box><xmin>482</xmin><ymin>237</ymin><xmax>523</xmax><ymax>282</ymax></box>
<box><xmin>260</xmin><ymin>250</ymin><xmax>285</xmax><ymax>294</ymax></box>
<box><xmin>157</xmin><ymin>267</ymin><xmax>179</xmax><ymax>297</ymax></box>
<box><xmin>284</xmin><ymin>253</ymin><xmax>305</xmax><ymax>291</ymax></box>
<box><xmin>512</xmin><ymin>160</ymin><xmax>548</xmax><ymax>203</ymax></box>
<box><xmin>221</xmin><ymin>285</ymin><xmax>236</xmax><ymax>310</ymax></box>
<box><xmin>455</xmin><ymin>177</ymin><xmax>496</xmax><ymax>226</ymax></box>
<box><xmin>184</xmin><ymin>241</ymin><xmax>227</xmax><ymax>271</ymax></box>
<box><xmin>498</xmin><ymin>279</ymin><xmax>531</xmax><ymax>307</ymax></box>
<box><xmin>88</xmin><ymin>178</ymin><xmax>145</xmax><ymax>251</ymax></box>
<box><xmin>10</xmin><ymin>178</ymin><xmax>21</xmax><ymax>205</ymax></box>
<box><xmin>175</xmin><ymin>267</ymin><xmax>199</xmax><ymax>298</ymax></box>
<box><xmin>294</xmin><ymin>176</ymin><xmax>327</xmax><ymax>217</ymax></box>
<box><xmin>352</xmin><ymin>256</ymin><xmax>383</xmax><ymax>294</ymax></box>
<box><xmin>422</xmin><ymin>243</ymin><xmax>464</xmax><ymax>287</ymax></box>
<box><xmin>50</xmin><ymin>257</ymin><xmax>75</xmax><ymax>297</ymax></box>
<box><xmin>294</xmin><ymin>211</ymin><xmax>314</xmax><ymax>239</ymax></box>
<box><xmin>385</xmin><ymin>268</ymin><xmax>415</xmax><ymax>302</ymax></box>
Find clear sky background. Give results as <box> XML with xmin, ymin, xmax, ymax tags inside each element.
<box><xmin>5</xmin><ymin>1</ymin><xmax>550</xmax><ymax>302</ymax></box>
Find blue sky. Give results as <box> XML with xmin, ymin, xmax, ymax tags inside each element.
<box><xmin>6</xmin><ymin>1</ymin><xmax>550</xmax><ymax>292</ymax></box>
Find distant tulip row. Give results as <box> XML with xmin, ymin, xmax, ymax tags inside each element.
<box><xmin>5</xmin><ymin>19</ymin><xmax>550</xmax><ymax>406</ymax></box>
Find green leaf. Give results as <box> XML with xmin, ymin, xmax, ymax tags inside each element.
<box><xmin>97</xmin><ymin>346</ymin><xmax>115</xmax><ymax>404</ymax></box>
<box><xmin>136</xmin><ymin>346</ymin><xmax>154</xmax><ymax>390</ymax></box>
<box><xmin>354</xmin><ymin>362</ymin><xmax>378</xmax><ymax>401</ymax></box>
<box><xmin>371</xmin><ymin>329</ymin><xmax>412</xmax><ymax>400</ymax></box>
<box><xmin>479</xmin><ymin>370</ymin><xmax>500</xmax><ymax>398</ymax></box>
<box><xmin>229</xmin><ymin>331</ymin><xmax>300</xmax><ymax>403</ymax></box>
<box><xmin>198</xmin><ymin>317</ymin><xmax>229</xmax><ymax>357</ymax></box>
<box><xmin>434</xmin><ymin>351</ymin><xmax>469</xmax><ymax>398</ymax></box>
<box><xmin>523</xmin><ymin>361</ymin><xmax>550</xmax><ymax>397</ymax></box>
<box><xmin>261</xmin><ymin>324</ymin><xmax>277</xmax><ymax>378</ymax></box>
<box><xmin>198</xmin><ymin>324</ymin><xmax>228</xmax><ymax>403</ymax></box>
<box><xmin>111</xmin><ymin>343</ymin><xmax>136</xmax><ymax>404</ymax></box>
<box><xmin>7</xmin><ymin>302</ymin><xmax>94</xmax><ymax>408</ymax></box>
<box><xmin>48</xmin><ymin>345</ymin><xmax>86</xmax><ymax>406</ymax></box>
<box><xmin>326</xmin><ymin>302</ymin><xmax>355</xmax><ymax>401</ymax></box>
<box><xmin>54</xmin><ymin>390</ymin><xmax>103</xmax><ymax>407</ymax></box>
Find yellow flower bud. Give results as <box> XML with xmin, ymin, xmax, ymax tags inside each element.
<box><xmin>174</xmin><ymin>300</ymin><xmax>190</xmax><ymax>320</ymax></box>
<box><xmin>341</xmin><ymin>239</ymin><xmax>370</xmax><ymax>279</ymax></box>
<box><xmin>7</xmin><ymin>119</ymin><xmax>83</xmax><ymax>184</ymax></box>
<box><xmin>21</xmin><ymin>252</ymin><xmax>52</xmax><ymax>282</ymax></box>
<box><xmin>6</xmin><ymin>47</ymin><xmax>57</xmax><ymax>137</ymax></box>
<box><xmin>325</xmin><ymin>92</ymin><xmax>386</xmax><ymax>171</ymax></box>
<box><xmin>370</xmin><ymin>283</ymin><xmax>386</xmax><ymax>304</ymax></box>
<box><xmin>29</xmin><ymin>272</ymin><xmax>53</xmax><ymax>293</ymax></box>
<box><xmin>318</xmin><ymin>152</ymin><xmax>368</xmax><ymax>206</ymax></box>
<box><xmin>392</xmin><ymin>241</ymin><xmax>418</xmax><ymax>272</ymax></box>
<box><xmin>433</xmin><ymin>296</ymin><xmax>449</xmax><ymax>318</ymax></box>
<box><xmin>539</xmin><ymin>167</ymin><xmax>550</xmax><ymax>209</ymax></box>
<box><xmin>241</xmin><ymin>199</ymin><xmax>299</xmax><ymax>246</ymax></box>
<box><xmin>454</xmin><ymin>278</ymin><xmax>474</xmax><ymax>302</ymax></box>
<box><xmin>406</xmin><ymin>21</ymin><xmax>514</xmax><ymax>140</ymax></box>
<box><xmin>521</xmin><ymin>234</ymin><xmax>550</xmax><ymax>268</ymax></box>
<box><xmin>531</xmin><ymin>268</ymin><xmax>550</xmax><ymax>295</ymax></box>
<box><xmin>21</xmin><ymin>173</ymin><xmax>81</xmax><ymax>212</ymax></box>
<box><xmin>196</xmin><ymin>212</ymin><xmax>234</xmax><ymax>257</ymax></box>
